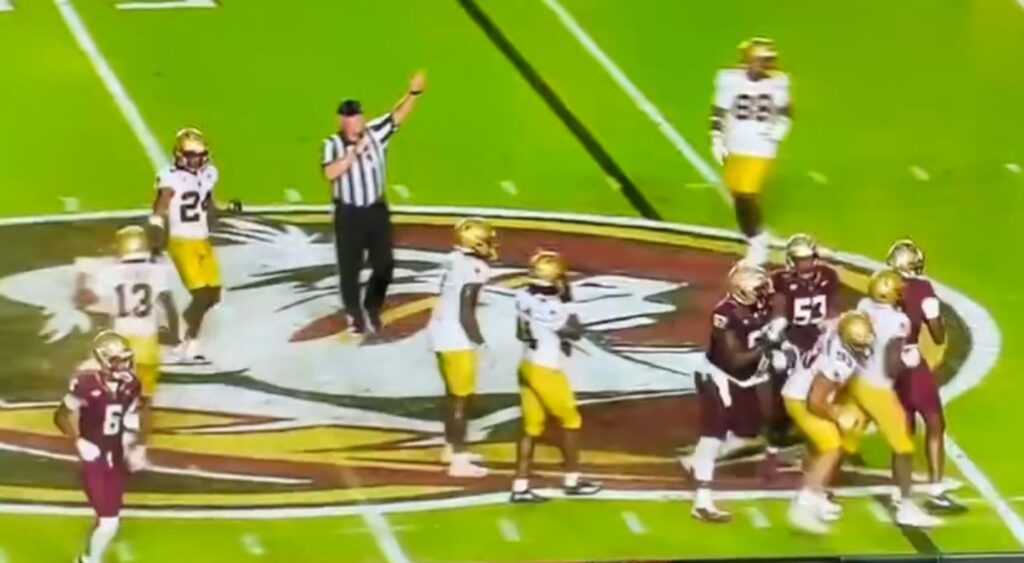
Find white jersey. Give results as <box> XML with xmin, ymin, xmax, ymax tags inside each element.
<box><xmin>85</xmin><ymin>259</ymin><xmax>172</xmax><ymax>338</ymax></box>
<box><xmin>428</xmin><ymin>251</ymin><xmax>491</xmax><ymax>351</ymax></box>
<box><xmin>782</xmin><ymin>328</ymin><xmax>862</xmax><ymax>400</ymax></box>
<box><xmin>856</xmin><ymin>298</ymin><xmax>911</xmax><ymax>389</ymax></box>
<box><xmin>713</xmin><ymin>68</ymin><xmax>790</xmax><ymax>158</ymax></box>
<box><xmin>515</xmin><ymin>289</ymin><xmax>572</xmax><ymax>370</ymax></box>
<box><xmin>156</xmin><ymin>164</ymin><xmax>219</xmax><ymax>240</ymax></box>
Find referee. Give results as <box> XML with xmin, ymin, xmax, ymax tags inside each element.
<box><xmin>322</xmin><ymin>71</ymin><xmax>426</xmax><ymax>335</ymax></box>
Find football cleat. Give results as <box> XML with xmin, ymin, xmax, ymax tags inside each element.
<box><xmin>925</xmin><ymin>493</ymin><xmax>968</xmax><ymax>514</ymax></box>
<box><xmin>895</xmin><ymin>500</ymin><xmax>943</xmax><ymax>528</ymax></box>
<box><xmin>447</xmin><ymin>454</ymin><xmax>487</xmax><ymax>478</ymax></box>
<box><xmin>509</xmin><ymin>489</ymin><xmax>548</xmax><ymax>504</ymax></box>
<box><xmin>563</xmin><ymin>479</ymin><xmax>603</xmax><ymax>497</ymax></box>
<box><xmin>691</xmin><ymin>505</ymin><xmax>732</xmax><ymax>524</ymax></box>
<box><xmin>816</xmin><ymin>494</ymin><xmax>843</xmax><ymax>522</ymax></box>
<box><xmin>788</xmin><ymin>499</ymin><xmax>830</xmax><ymax>535</ymax></box>
<box><xmin>454</xmin><ymin>218</ymin><xmax>499</xmax><ymax>261</ymax></box>
<box><xmin>366</xmin><ymin>309</ymin><xmax>383</xmax><ymax>334</ymax></box>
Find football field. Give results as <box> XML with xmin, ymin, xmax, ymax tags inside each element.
<box><xmin>1</xmin><ymin>0</ymin><xmax>1024</xmax><ymax>561</ymax></box>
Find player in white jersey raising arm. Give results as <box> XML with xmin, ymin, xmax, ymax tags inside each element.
<box><xmin>710</xmin><ymin>38</ymin><xmax>792</xmax><ymax>264</ymax></box>
<box><xmin>427</xmin><ymin>218</ymin><xmax>498</xmax><ymax>478</ymax></box>
<box><xmin>782</xmin><ymin>311</ymin><xmax>873</xmax><ymax>534</ymax></box>
<box><xmin>74</xmin><ymin>226</ymin><xmax>177</xmax><ymax>452</ymax></box>
<box><xmin>854</xmin><ymin>269</ymin><xmax>942</xmax><ymax>528</ymax></box>
<box><xmin>509</xmin><ymin>251</ymin><xmax>602</xmax><ymax>503</ymax></box>
<box><xmin>149</xmin><ymin>128</ymin><xmax>220</xmax><ymax>363</ymax></box>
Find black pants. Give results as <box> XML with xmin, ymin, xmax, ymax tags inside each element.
<box><xmin>333</xmin><ymin>202</ymin><xmax>394</xmax><ymax>322</ymax></box>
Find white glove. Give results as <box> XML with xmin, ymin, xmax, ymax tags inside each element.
<box><xmin>75</xmin><ymin>438</ymin><xmax>101</xmax><ymax>462</ymax></box>
<box><xmin>126</xmin><ymin>445</ymin><xmax>149</xmax><ymax>473</ymax></box>
<box><xmin>901</xmin><ymin>345</ymin><xmax>922</xmax><ymax>369</ymax></box>
<box><xmin>765</xmin><ymin>317</ymin><xmax>789</xmax><ymax>345</ymax></box>
<box><xmin>711</xmin><ymin>132</ymin><xmax>728</xmax><ymax>165</ymax></box>
<box><xmin>765</xmin><ymin>115</ymin><xmax>792</xmax><ymax>143</ymax></box>
<box><xmin>41</xmin><ymin>307</ymin><xmax>92</xmax><ymax>343</ymax></box>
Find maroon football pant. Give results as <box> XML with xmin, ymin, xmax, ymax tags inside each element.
<box><xmin>895</xmin><ymin>363</ymin><xmax>944</xmax><ymax>432</ymax></box>
<box><xmin>81</xmin><ymin>457</ymin><xmax>125</xmax><ymax>518</ymax></box>
<box><xmin>696</xmin><ymin>373</ymin><xmax>763</xmax><ymax>440</ymax></box>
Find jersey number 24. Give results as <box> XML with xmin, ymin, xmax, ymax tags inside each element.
<box><xmin>180</xmin><ymin>191</ymin><xmax>212</xmax><ymax>223</ymax></box>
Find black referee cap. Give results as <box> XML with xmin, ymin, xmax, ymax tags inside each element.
<box><xmin>337</xmin><ymin>99</ymin><xmax>363</xmax><ymax>116</ymax></box>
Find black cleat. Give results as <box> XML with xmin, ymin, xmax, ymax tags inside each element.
<box><xmin>509</xmin><ymin>489</ymin><xmax>548</xmax><ymax>504</ymax></box>
<box><xmin>926</xmin><ymin>493</ymin><xmax>969</xmax><ymax>514</ymax></box>
<box><xmin>691</xmin><ymin>506</ymin><xmax>733</xmax><ymax>523</ymax></box>
<box><xmin>563</xmin><ymin>479</ymin><xmax>603</xmax><ymax>497</ymax></box>
<box><xmin>366</xmin><ymin>309</ymin><xmax>383</xmax><ymax>334</ymax></box>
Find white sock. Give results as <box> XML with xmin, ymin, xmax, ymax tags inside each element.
<box><xmin>87</xmin><ymin>517</ymin><xmax>119</xmax><ymax>563</ymax></box>
<box><xmin>746</xmin><ymin>233</ymin><xmax>769</xmax><ymax>264</ymax></box>
<box><xmin>926</xmin><ymin>481</ymin><xmax>946</xmax><ymax>497</ymax></box>
<box><xmin>693</xmin><ymin>437</ymin><xmax>723</xmax><ymax>482</ymax></box>
<box><xmin>695</xmin><ymin>487</ymin><xmax>713</xmax><ymax>509</ymax></box>
<box><xmin>563</xmin><ymin>472</ymin><xmax>580</xmax><ymax>488</ymax></box>
<box><xmin>891</xmin><ymin>487</ymin><xmax>904</xmax><ymax>504</ymax></box>
<box><xmin>512</xmin><ymin>478</ymin><xmax>529</xmax><ymax>493</ymax></box>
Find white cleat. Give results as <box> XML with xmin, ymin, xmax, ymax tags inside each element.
<box><xmin>817</xmin><ymin>494</ymin><xmax>843</xmax><ymax>522</ymax></box>
<box><xmin>440</xmin><ymin>445</ymin><xmax>483</xmax><ymax>464</ymax></box>
<box><xmin>895</xmin><ymin>500</ymin><xmax>943</xmax><ymax>528</ymax></box>
<box><xmin>447</xmin><ymin>454</ymin><xmax>488</xmax><ymax>478</ymax></box>
<box><xmin>788</xmin><ymin>499</ymin><xmax>830</xmax><ymax>534</ymax></box>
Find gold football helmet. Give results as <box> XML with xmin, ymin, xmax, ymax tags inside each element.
<box><xmin>739</xmin><ymin>37</ymin><xmax>778</xmax><ymax>65</ymax></box>
<box><xmin>454</xmin><ymin>218</ymin><xmax>498</xmax><ymax>261</ymax></box>
<box><xmin>785</xmin><ymin>233</ymin><xmax>817</xmax><ymax>268</ymax></box>
<box><xmin>174</xmin><ymin>127</ymin><xmax>209</xmax><ymax>171</ymax></box>
<box><xmin>115</xmin><ymin>225</ymin><xmax>150</xmax><ymax>261</ymax></box>
<box><xmin>727</xmin><ymin>262</ymin><xmax>771</xmax><ymax>306</ymax></box>
<box><xmin>868</xmin><ymin>268</ymin><xmax>904</xmax><ymax>306</ymax></box>
<box><xmin>93</xmin><ymin>330</ymin><xmax>134</xmax><ymax>374</ymax></box>
<box><xmin>886</xmin><ymin>239</ymin><xmax>924</xmax><ymax>276</ymax></box>
<box><xmin>529</xmin><ymin>250</ymin><xmax>567</xmax><ymax>288</ymax></box>
<box><xmin>837</xmin><ymin>311</ymin><xmax>875</xmax><ymax>355</ymax></box>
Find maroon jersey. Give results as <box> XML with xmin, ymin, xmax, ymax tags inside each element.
<box><xmin>771</xmin><ymin>265</ymin><xmax>839</xmax><ymax>351</ymax></box>
<box><xmin>900</xmin><ymin>276</ymin><xmax>939</xmax><ymax>343</ymax></box>
<box><xmin>707</xmin><ymin>296</ymin><xmax>770</xmax><ymax>379</ymax></box>
<box><xmin>66</xmin><ymin>370</ymin><xmax>140</xmax><ymax>462</ymax></box>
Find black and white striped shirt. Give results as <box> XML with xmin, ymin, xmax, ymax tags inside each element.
<box><xmin>322</xmin><ymin>113</ymin><xmax>398</xmax><ymax>206</ymax></box>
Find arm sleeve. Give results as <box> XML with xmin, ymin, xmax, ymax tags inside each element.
<box><xmin>321</xmin><ymin>137</ymin><xmax>338</xmax><ymax>166</ymax></box>
<box><xmin>155</xmin><ymin>168</ymin><xmax>175</xmax><ymax>191</ymax></box>
<box><xmin>367</xmin><ymin>113</ymin><xmax>398</xmax><ymax>145</ymax></box>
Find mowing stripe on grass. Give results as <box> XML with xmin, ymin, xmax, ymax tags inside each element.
<box><xmin>498</xmin><ymin>517</ymin><xmax>521</xmax><ymax>542</ymax></box>
<box><xmin>53</xmin><ymin>0</ymin><xmax>168</xmax><ymax>171</ymax></box>
<box><xmin>540</xmin><ymin>0</ymin><xmax>724</xmax><ymax>200</ymax></box>
<box><xmin>620</xmin><ymin>510</ymin><xmax>647</xmax><ymax>535</ymax></box>
<box><xmin>456</xmin><ymin>0</ymin><xmax>661</xmax><ymax>220</ymax></box>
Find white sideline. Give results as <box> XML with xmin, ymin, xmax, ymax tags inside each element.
<box><xmin>539</xmin><ymin>0</ymin><xmax>725</xmax><ymax>201</ymax></box>
<box><xmin>52</xmin><ymin>0</ymin><xmax>168</xmax><ymax>171</ymax></box>
<box><xmin>539</xmin><ymin>0</ymin><xmax>1017</xmax><ymax>545</ymax></box>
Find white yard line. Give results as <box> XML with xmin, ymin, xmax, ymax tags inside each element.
<box><xmin>540</xmin><ymin>0</ymin><xmax>724</xmax><ymax>201</ymax></box>
<box><xmin>497</xmin><ymin>517</ymin><xmax>521</xmax><ymax>542</ymax></box>
<box><xmin>909</xmin><ymin>165</ymin><xmax>931</xmax><ymax>181</ymax></box>
<box><xmin>620</xmin><ymin>511</ymin><xmax>647</xmax><ymax>535</ymax></box>
<box><xmin>114</xmin><ymin>541</ymin><xmax>136</xmax><ymax>562</ymax></box>
<box><xmin>807</xmin><ymin>171</ymin><xmax>829</xmax><ymax>185</ymax></box>
<box><xmin>0</xmin><ymin>1</ymin><xmax>13</xmax><ymax>13</ymax></box>
<box><xmin>283</xmin><ymin>189</ymin><xmax>302</xmax><ymax>203</ymax></box>
<box><xmin>240</xmin><ymin>533</ymin><xmax>266</xmax><ymax>556</ymax></box>
<box><xmin>59</xmin><ymin>197</ymin><xmax>80</xmax><ymax>212</ymax></box>
<box><xmin>946</xmin><ymin>436</ymin><xmax>1024</xmax><ymax>544</ymax></box>
<box><xmin>866</xmin><ymin>501</ymin><xmax>892</xmax><ymax>524</ymax></box>
<box><xmin>499</xmin><ymin>180</ymin><xmax>518</xmax><ymax>196</ymax></box>
<box><xmin>1006</xmin><ymin>163</ymin><xmax>1022</xmax><ymax>174</ymax></box>
<box><xmin>117</xmin><ymin>0</ymin><xmax>217</xmax><ymax>9</ymax></box>
<box><xmin>337</xmin><ymin>467</ymin><xmax>412</xmax><ymax>563</ymax></box>
<box><xmin>391</xmin><ymin>184</ymin><xmax>411</xmax><ymax>200</ymax></box>
<box><xmin>743</xmin><ymin>506</ymin><xmax>771</xmax><ymax>528</ymax></box>
<box><xmin>53</xmin><ymin>0</ymin><xmax>168</xmax><ymax>171</ymax></box>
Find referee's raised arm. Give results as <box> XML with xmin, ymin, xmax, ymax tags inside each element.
<box><xmin>323</xmin><ymin>71</ymin><xmax>426</xmax><ymax>337</ymax></box>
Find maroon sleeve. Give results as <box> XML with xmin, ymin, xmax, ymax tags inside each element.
<box><xmin>711</xmin><ymin>303</ymin><xmax>736</xmax><ymax>332</ymax></box>
<box><xmin>68</xmin><ymin>373</ymin><xmax>92</xmax><ymax>404</ymax></box>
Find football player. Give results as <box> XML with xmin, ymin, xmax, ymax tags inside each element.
<box><xmin>887</xmin><ymin>239</ymin><xmax>963</xmax><ymax>512</ymax></box>
<box><xmin>710</xmin><ymin>38</ymin><xmax>792</xmax><ymax>264</ymax></box>
<box><xmin>427</xmin><ymin>218</ymin><xmax>498</xmax><ymax>478</ymax></box>
<box><xmin>150</xmin><ymin>127</ymin><xmax>220</xmax><ymax>363</ymax></box>
<box><xmin>74</xmin><ymin>226</ymin><xmax>177</xmax><ymax>451</ymax></box>
<box><xmin>782</xmin><ymin>311</ymin><xmax>873</xmax><ymax>534</ymax></box>
<box><xmin>53</xmin><ymin>331</ymin><xmax>143</xmax><ymax>563</ymax></box>
<box><xmin>509</xmin><ymin>250</ymin><xmax>603</xmax><ymax>503</ymax></box>
<box><xmin>854</xmin><ymin>269</ymin><xmax>941</xmax><ymax>527</ymax></box>
<box><xmin>690</xmin><ymin>263</ymin><xmax>775</xmax><ymax>522</ymax></box>
<box><xmin>761</xmin><ymin>233</ymin><xmax>840</xmax><ymax>476</ymax></box>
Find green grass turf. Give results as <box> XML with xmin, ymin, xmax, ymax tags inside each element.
<box><xmin>0</xmin><ymin>0</ymin><xmax>1023</xmax><ymax>561</ymax></box>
